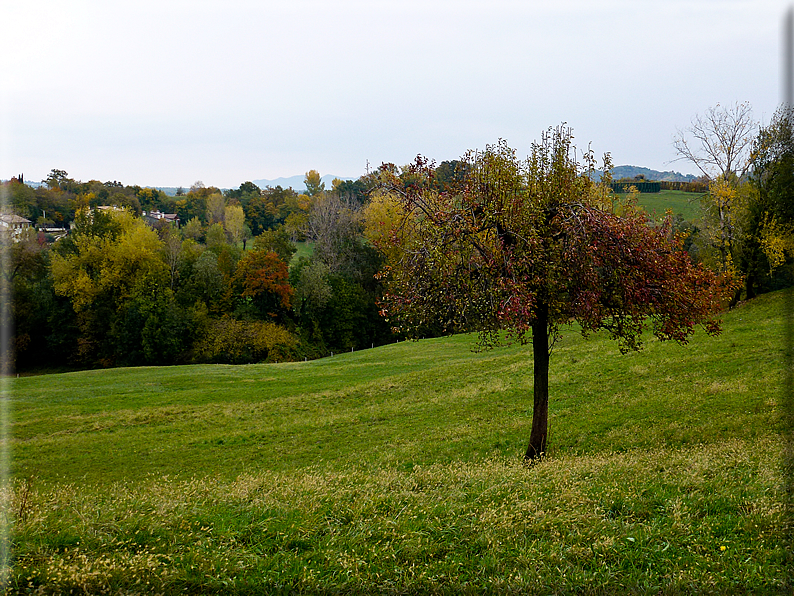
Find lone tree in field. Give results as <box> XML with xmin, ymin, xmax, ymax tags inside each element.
<box><xmin>375</xmin><ymin>127</ymin><xmax>733</xmax><ymax>460</ymax></box>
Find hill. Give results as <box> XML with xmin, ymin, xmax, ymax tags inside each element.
<box><xmin>8</xmin><ymin>291</ymin><xmax>789</xmax><ymax>593</ymax></box>
<box><xmin>610</xmin><ymin>165</ymin><xmax>699</xmax><ymax>182</ymax></box>
<box><xmin>589</xmin><ymin>166</ymin><xmax>699</xmax><ymax>183</ymax></box>
<box><xmin>252</xmin><ymin>169</ymin><xmax>693</xmax><ymax>191</ymax></box>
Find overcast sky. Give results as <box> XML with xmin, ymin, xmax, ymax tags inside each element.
<box><xmin>2</xmin><ymin>0</ymin><xmax>788</xmax><ymax>188</ymax></box>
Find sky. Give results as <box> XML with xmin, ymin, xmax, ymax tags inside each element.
<box><xmin>1</xmin><ymin>0</ymin><xmax>789</xmax><ymax>189</ymax></box>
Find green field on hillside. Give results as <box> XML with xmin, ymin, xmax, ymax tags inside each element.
<box><xmin>4</xmin><ymin>290</ymin><xmax>791</xmax><ymax>594</ymax></box>
<box><xmin>627</xmin><ymin>190</ymin><xmax>703</xmax><ymax>222</ymax></box>
<box><xmin>291</xmin><ymin>240</ymin><xmax>315</xmax><ymax>265</ymax></box>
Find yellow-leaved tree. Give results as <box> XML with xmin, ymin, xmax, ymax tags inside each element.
<box><xmin>362</xmin><ymin>190</ymin><xmax>412</xmax><ymax>266</ymax></box>
<box><xmin>51</xmin><ymin>209</ymin><xmax>166</xmax><ymax>311</ymax></box>
<box><xmin>50</xmin><ymin>208</ymin><xmax>169</xmax><ymax>364</ymax></box>
<box><xmin>224</xmin><ymin>204</ymin><xmax>246</xmax><ymax>246</ymax></box>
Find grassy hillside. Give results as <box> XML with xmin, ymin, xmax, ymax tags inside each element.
<box><xmin>628</xmin><ymin>190</ymin><xmax>703</xmax><ymax>221</ymax></box>
<box><xmin>5</xmin><ymin>290</ymin><xmax>791</xmax><ymax>593</ymax></box>
<box><xmin>291</xmin><ymin>240</ymin><xmax>315</xmax><ymax>265</ymax></box>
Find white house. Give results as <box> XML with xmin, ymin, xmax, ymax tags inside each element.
<box><xmin>143</xmin><ymin>210</ymin><xmax>179</xmax><ymax>227</ymax></box>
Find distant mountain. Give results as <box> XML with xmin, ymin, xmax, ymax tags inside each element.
<box><xmin>251</xmin><ymin>174</ymin><xmax>353</xmax><ymax>192</ymax></box>
<box><xmin>607</xmin><ymin>166</ymin><xmax>699</xmax><ymax>182</ymax></box>
<box><xmin>150</xmin><ymin>174</ymin><xmax>355</xmax><ymax>197</ymax></box>
<box><xmin>153</xmin><ymin>187</ymin><xmax>183</xmax><ymax>196</ymax></box>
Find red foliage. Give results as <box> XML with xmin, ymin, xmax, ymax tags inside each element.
<box><xmin>374</xmin><ymin>132</ymin><xmax>733</xmax><ymax>459</ymax></box>
<box><xmin>374</xmin><ymin>130</ymin><xmax>735</xmax><ymax>460</ymax></box>
<box><xmin>377</xmin><ymin>134</ymin><xmax>733</xmax><ymax>352</ymax></box>
<box><xmin>497</xmin><ymin>204</ymin><xmax>734</xmax><ymax>351</ymax></box>
<box><xmin>232</xmin><ymin>251</ymin><xmax>293</xmax><ymax>309</ymax></box>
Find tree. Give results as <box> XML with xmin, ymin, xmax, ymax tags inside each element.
<box><xmin>744</xmin><ymin>104</ymin><xmax>794</xmax><ymax>291</ymax></box>
<box><xmin>206</xmin><ymin>193</ymin><xmax>226</xmax><ymax>226</ymax></box>
<box><xmin>175</xmin><ymin>193</ymin><xmax>207</xmax><ymax>226</ymax></box>
<box><xmin>673</xmin><ymin>101</ymin><xmax>757</xmax><ymax>181</ymax></box>
<box><xmin>332</xmin><ymin>177</ymin><xmax>372</xmax><ymax>204</ymax></box>
<box><xmin>2</xmin><ymin>232</ymin><xmax>50</xmax><ymax>370</ymax></box>
<box><xmin>51</xmin><ymin>211</ymin><xmax>166</xmax><ymax>312</ymax></box>
<box><xmin>205</xmin><ymin>223</ymin><xmax>227</xmax><ymax>254</ymax></box>
<box><xmin>308</xmin><ymin>193</ymin><xmax>363</xmax><ymax>275</ymax></box>
<box><xmin>183</xmin><ymin>250</ymin><xmax>225</xmax><ymax>313</ymax></box>
<box><xmin>8</xmin><ymin>179</ymin><xmax>36</xmax><ymax>217</ymax></box>
<box><xmin>692</xmin><ymin>174</ymin><xmax>754</xmax><ymax>277</ymax></box>
<box><xmin>284</xmin><ymin>212</ymin><xmax>309</xmax><ymax>242</ymax></box>
<box><xmin>159</xmin><ymin>225</ymin><xmax>183</xmax><ymax>290</ymax></box>
<box><xmin>45</xmin><ymin>169</ymin><xmax>70</xmax><ymax>190</ymax></box>
<box><xmin>377</xmin><ymin>129</ymin><xmax>732</xmax><ymax>460</ymax></box>
<box><xmin>193</xmin><ymin>318</ymin><xmax>296</xmax><ymax>364</ymax></box>
<box><xmin>292</xmin><ymin>259</ymin><xmax>332</xmax><ymax>321</ymax></box>
<box><xmin>226</xmin><ymin>181</ymin><xmax>261</xmax><ymax>203</ymax></box>
<box><xmin>230</xmin><ymin>250</ymin><xmax>293</xmax><ymax>320</ymax></box>
<box><xmin>245</xmin><ymin>195</ymin><xmax>279</xmax><ymax>235</ymax></box>
<box><xmin>253</xmin><ymin>227</ymin><xmax>297</xmax><ymax>264</ymax></box>
<box><xmin>136</xmin><ymin>188</ymin><xmax>160</xmax><ymax>211</ymax></box>
<box><xmin>363</xmin><ymin>190</ymin><xmax>409</xmax><ymax>266</ymax></box>
<box><xmin>182</xmin><ymin>216</ymin><xmax>204</xmax><ymax>241</ymax></box>
<box><xmin>433</xmin><ymin>160</ymin><xmax>470</xmax><ymax>193</ymax></box>
<box><xmin>224</xmin><ymin>204</ymin><xmax>246</xmax><ymax>246</ymax></box>
<box><xmin>50</xmin><ymin>210</ymin><xmax>169</xmax><ymax>366</ymax></box>
<box><xmin>673</xmin><ymin>103</ymin><xmax>759</xmax><ymax>299</ymax></box>
<box><xmin>304</xmin><ymin>170</ymin><xmax>325</xmax><ymax>197</ymax></box>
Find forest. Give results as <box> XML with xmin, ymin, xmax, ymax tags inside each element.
<box><xmin>3</xmin><ymin>167</ymin><xmax>402</xmax><ymax>370</ymax></box>
<box><xmin>2</xmin><ymin>104</ymin><xmax>793</xmax><ymax>373</ymax></box>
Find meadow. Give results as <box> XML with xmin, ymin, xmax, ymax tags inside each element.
<box><xmin>4</xmin><ymin>290</ymin><xmax>791</xmax><ymax>594</ymax></box>
<box><xmin>291</xmin><ymin>241</ymin><xmax>315</xmax><ymax>264</ymax></box>
<box><xmin>631</xmin><ymin>190</ymin><xmax>703</xmax><ymax>222</ymax></box>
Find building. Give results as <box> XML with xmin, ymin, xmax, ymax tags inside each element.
<box><xmin>0</xmin><ymin>214</ymin><xmax>32</xmax><ymax>240</ymax></box>
<box><xmin>143</xmin><ymin>210</ymin><xmax>180</xmax><ymax>228</ymax></box>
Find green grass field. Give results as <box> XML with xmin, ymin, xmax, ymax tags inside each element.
<box><xmin>291</xmin><ymin>241</ymin><xmax>315</xmax><ymax>265</ymax></box>
<box><xmin>627</xmin><ymin>190</ymin><xmax>704</xmax><ymax>222</ymax></box>
<box><xmin>4</xmin><ymin>290</ymin><xmax>791</xmax><ymax>594</ymax></box>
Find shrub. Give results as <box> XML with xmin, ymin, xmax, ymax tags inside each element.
<box><xmin>194</xmin><ymin>318</ymin><xmax>297</xmax><ymax>364</ymax></box>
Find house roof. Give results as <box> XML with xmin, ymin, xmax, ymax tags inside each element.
<box><xmin>144</xmin><ymin>211</ymin><xmax>179</xmax><ymax>221</ymax></box>
<box><xmin>0</xmin><ymin>214</ymin><xmax>31</xmax><ymax>224</ymax></box>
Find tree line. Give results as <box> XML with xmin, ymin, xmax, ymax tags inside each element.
<box><xmin>3</xmin><ymin>103</ymin><xmax>793</xmax><ymax>375</ymax></box>
<box><xmin>2</xmin><ymin>170</ymin><xmax>393</xmax><ymax>371</ymax></box>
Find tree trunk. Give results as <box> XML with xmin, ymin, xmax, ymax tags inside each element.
<box><xmin>525</xmin><ymin>302</ymin><xmax>549</xmax><ymax>460</ymax></box>
<box><xmin>728</xmin><ymin>286</ymin><xmax>742</xmax><ymax>309</ymax></box>
<box><xmin>745</xmin><ymin>272</ymin><xmax>756</xmax><ymax>301</ymax></box>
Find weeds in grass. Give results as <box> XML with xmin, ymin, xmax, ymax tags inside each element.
<box><xmin>6</xmin><ymin>437</ymin><xmax>787</xmax><ymax>594</ymax></box>
<box><xmin>13</xmin><ymin>478</ymin><xmax>33</xmax><ymax>525</ymax></box>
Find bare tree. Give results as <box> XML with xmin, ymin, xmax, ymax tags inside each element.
<box><xmin>674</xmin><ymin>103</ymin><xmax>758</xmax><ymax>294</ymax></box>
<box><xmin>159</xmin><ymin>226</ymin><xmax>183</xmax><ymax>290</ymax></box>
<box><xmin>673</xmin><ymin>101</ymin><xmax>758</xmax><ymax>180</ymax></box>
<box><xmin>307</xmin><ymin>193</ymin><xmax>362</xmax><ymax>274</ymax></box>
